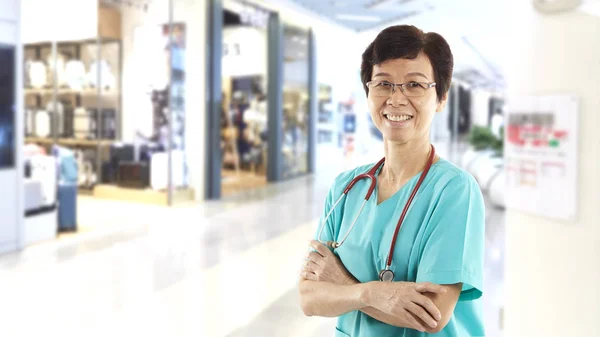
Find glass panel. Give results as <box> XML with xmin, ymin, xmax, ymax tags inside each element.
<box><xmin>24</xmin><ymin>43</ymin><xmax>54</xmax><ymax>141</ymax></box>
<box><xmin>221</xmin><ymin>0</ymin><xmax>270</xmax><ymax>196</ymax></box>
<box><xmin>165</xmin><ymin>21</ymin><xmax>188</xmax><ymax>202</ymax></box>
<box><xmin>54</xmin><ymin>40</ymin><xmax>102</xmax><ymax>190</ymax></box>
<box><xmin>282</xmin><ymin>24</ymin><xmax>309</xmax><ymax>178</ymax></box>
<box><xmin>97</xmin><ymin>1</ymin><xmax>174</xmax><ymax>201</ymax></box>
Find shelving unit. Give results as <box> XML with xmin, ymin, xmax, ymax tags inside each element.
<box><xmin>23</xmin><ymin>36</ymin><xmax>122</xmax><ymax>192</ymax></box>
<box><xmin>25</xmin><ymin>137</ymin><xmax>115</xmax><ymax>147</ymax></box>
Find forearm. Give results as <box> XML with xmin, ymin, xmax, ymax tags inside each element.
<box><xmin>361</xmin><ymin>306</ymin><xmax>439</xmax><ymax>333</ymax></box>
<box><xmin>357</xmin><ymin>278</ymin><xmax>458</xmax><ymax>333</ymax></box>
<box><xmin>345</xmin><ymin>278</ymin><xmax>420</xmax><ymax>329</ymax></box>
<box><xmin>298</xmin><ymin>279</ymin><xmax>367</xmax><ymax>317</ymax></box>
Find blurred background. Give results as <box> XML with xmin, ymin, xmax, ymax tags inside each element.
<box><xmin>0</xmin><ymin>0</ymin><xmax>599</xmax><ymax>336</ymax></box>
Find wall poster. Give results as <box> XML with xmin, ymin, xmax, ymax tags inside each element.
<box><xmin>504</xmin><ymin>95</ymin><xmax>578</xmax><ymax>221</ymax></box>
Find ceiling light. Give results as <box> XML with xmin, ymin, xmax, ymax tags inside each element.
<box><xmin>366</xmin><ymin>0</ymin><xmax>417</xmax><ymax>9</ymax></box>
<box><xmin>366</xmin><ymin>0</ymin><xmax>391</xmax><ymax>8</ymax></box>
<box><xmin>336</xmin><ymin>14</ymin><xmax>382</xmax><ymax>22</ymax></box>
<box><xmin>331</xmin><ymin>0</ymin><xmax>348</xmax><ymax>7</ymax></box>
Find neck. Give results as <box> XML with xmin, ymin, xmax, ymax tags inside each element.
<box><xmin>381</xmin><ymin>138</ymin><xmax>432</xmax><ymax>185</ymax></box>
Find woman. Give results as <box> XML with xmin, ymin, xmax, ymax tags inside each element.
<box><xmin>298</xmin><ymin>25</ymin><xmax>485</xmax><ymax>337</ymax></box>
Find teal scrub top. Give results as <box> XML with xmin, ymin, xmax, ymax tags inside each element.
<box><xmin>316</xmin><ymin>158</ymin><xmax>486</xmax><ymax>337</ymax></box>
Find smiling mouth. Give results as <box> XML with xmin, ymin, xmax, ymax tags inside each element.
<box><xmin>384</xmin><ymin>114</ymin><xmax>413</xmax><ymax>122</ymax></box>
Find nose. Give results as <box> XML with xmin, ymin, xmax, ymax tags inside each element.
<box><xmin>387</xmin><ymin>85</ymin><xmax>409</xmax><ymax>107</ymax></box>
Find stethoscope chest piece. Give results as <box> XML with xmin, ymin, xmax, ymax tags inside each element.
<box><xmin>379</xmin><ymin>269</ymin><xmax>395</xmax><ymax>282</ymax></box>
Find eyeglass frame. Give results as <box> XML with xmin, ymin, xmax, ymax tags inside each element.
<box><xmin>366</xmin><ymin>80</ymin><xmax>437</xmax><ymax>97</ymax></box>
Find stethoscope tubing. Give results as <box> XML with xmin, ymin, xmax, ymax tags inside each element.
<box><xmin>317</xmin><ymin>145</ymin><xmax>435</xmax><ymax>279</ymax></box>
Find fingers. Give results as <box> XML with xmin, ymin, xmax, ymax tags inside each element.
<box><xmin>415</xmin><ymin>282</ymin><xmax>447</xmax><ymax>295</ymax></box>
<box><xmin>403</xmin><ymin>310</ymin><xmax>427</xmax><ymax>333</ymax></box>
<box><xmin>303</xmin><ymin>258</ymin><xmax>318</xmax><ymax>273</ymax></box>
<box><xmin>309</xmin><ymin>240</ymin><xmax>331</xmax><ymax>257</ymax></box>
<box><xmin>300</xmin><ymin>270</ymin><xmax>317</xmax><ymax>281</ymax></box>
<box><xmin>306</xmin><ymin>251</ymin><xmax>324</xmax><ymax>266</ymax></box>
<box><xmin>412</xmin><ymin>292</ymin><xmax>442</xmax><ymax>321</ymax></box>
<box><xmin>407</xmin><ymin>302</ymin><xmax>438</xmax><ymax>330</ymax></box>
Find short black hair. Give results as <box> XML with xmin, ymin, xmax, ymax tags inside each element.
<box><xmin>360</xmin><ymin>25</ymin><xmax>453</xmax><ymax>102</ymax></box>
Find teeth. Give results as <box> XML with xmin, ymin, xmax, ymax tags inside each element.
<box><xmin>385</xmin><ymin>114</ymin><xmax>412</xmax><ymax>122</ymax></box>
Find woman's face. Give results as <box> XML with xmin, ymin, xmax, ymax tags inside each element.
<box><xmin>367</xmin><ymin>53</ymin><xmax>447</xmax><ymax>145</ymax></box>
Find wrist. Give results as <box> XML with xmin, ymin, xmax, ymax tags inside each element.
<box><xmin>356</xmin><ymin>282</ymin><xmax>372</xmax><ymax>306</ymax></box>
<box><xmin>344</xmin><ymin>274</ymin><xmax>359</xmax><ymax>286</ymax></box>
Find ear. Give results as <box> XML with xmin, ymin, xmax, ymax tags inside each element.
<box><xmin>436</xmin><ymin>93</ymin><xmax>448</xmax><ymax>113</ymax></box>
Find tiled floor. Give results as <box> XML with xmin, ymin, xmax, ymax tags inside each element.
<box><xmin>0</xmin><ymin>142</ymin><xmax>505</xmax><ymax>337</ymax></box>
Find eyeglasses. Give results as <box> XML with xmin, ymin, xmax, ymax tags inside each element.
<box><xmin>366</xmin><ymin>80</ymin><xmax>436</xmax><ymax>97</ymax></box>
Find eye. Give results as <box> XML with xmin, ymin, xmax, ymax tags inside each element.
<box><xmin>377</xmin><ymin>81</ymin><xmax>393</xmax><ymax>88</ymax></box>
<box><xmin>406</xmin><ymin>81</ymin><xmax>422</xmax><ymax>88</ymax></box>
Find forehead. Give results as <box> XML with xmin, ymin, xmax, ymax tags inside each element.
<box><xmin>372</xmin><ymin>53</ymin><xmax>434</xmax><ymax>79</ymax></box>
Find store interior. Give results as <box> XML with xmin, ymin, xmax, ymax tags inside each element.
<box><xmin>220</xmin><ymin>0</ymin><xmax>313</xmax><ymax>196</ymax></box>
<box><xmin>21</xmin><ymin>0</ymin><xmax>194</xmax><ymax>245</ymax></box>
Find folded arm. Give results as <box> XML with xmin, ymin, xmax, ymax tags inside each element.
<box><xmin>355</xmin><ymin>278</ymin><xmax>461</xmax><ymax>333</ymax></box>
<box><xmin>299</xmin><ymin>241</ymin><xmax>461</xmax><ymax>332</ymax></box>
<box><xmin>298</xmin><ymin>278</ymin><xmax>366</xmax><ymax>317</ymax></box>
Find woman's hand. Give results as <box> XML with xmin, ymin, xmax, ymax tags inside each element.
<box><xmin>362</xmin><ymin>281</ymin><xmax>446</xmax><ymax>332</ymax></box>
<box><xmin>300</xmin><ymin>240</ymin><xmax>357</xmax><ymax>286</ymax></box>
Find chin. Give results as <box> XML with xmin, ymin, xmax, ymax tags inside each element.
<box><xmin>383</xmin><ymin>134</ymin><xmax>412</xmax><ymax>145</ymax></box>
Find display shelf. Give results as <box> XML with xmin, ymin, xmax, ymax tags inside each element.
<box><xmin>93</xmin><ymin>184</ymin><xmax>195</xmax><ymax>205</ymax></box>
<box><xmin>24</xmin><ymin>88</ymin><xmax>119</xmax><ymax>96</ymax></box>
<box><xmin>25</xmin><ymin>137</ymin><xmax>115</xmax><ymax>147</ymax></box>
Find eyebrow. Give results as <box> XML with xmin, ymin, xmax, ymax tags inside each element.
<box><xmin>372</xmin><ymin>72</ymin><xmax>429</xmax><ymax>80</ymax></box>
<box><xmin>405</xmin><ymin>72</ymin><xmax>429</xmax><ymax>79</ymax></box>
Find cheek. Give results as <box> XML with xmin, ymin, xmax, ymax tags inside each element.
<box><xmin>412</xmin><ymin>100</ymin><xmax>438</xmax><ymax>126</ymax></box>
<box><xmin>368</xmin><ymin>98</ymin><xmax>383</xmax><ymax>118</ymax></box>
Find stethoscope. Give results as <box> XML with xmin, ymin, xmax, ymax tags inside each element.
<box><xmin>317</xmin><ymin>145</ymin><xmax>436</xmax><ymax>282</ymax></box>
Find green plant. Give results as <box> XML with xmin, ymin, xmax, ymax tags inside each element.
<box><xmin>468</xmin><ymin>126</ymin><xmax>503</xmax><ymax>156</ymax></box>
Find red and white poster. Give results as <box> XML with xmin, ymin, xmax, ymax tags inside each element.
<box><xmin>505</xmin><ymin>95</ymin><xmax>578</xmax><ymax>221</ymax></box>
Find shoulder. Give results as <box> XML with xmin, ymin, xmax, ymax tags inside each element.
<box><xmin>328</xmin><ymin>163</ymin><xmax>376</xmax><ymax>193</ymax></box>
<box><xmin>429</xmin><ymin>158</ymin><xmax>481</xmax><ymax>192</ymax></box>
<box><xmin>427</xmin><ymin>159</ymin><xmax>484</xmax><ymax>211</ymax></box>
<box><xmin>425</xmin><ymin>159</ymin><xmax>486</xmax><ymax>228</ymax></box>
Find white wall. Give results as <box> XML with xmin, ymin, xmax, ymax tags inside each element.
<box><xmin>120</xmin><ymin>0</ymin><xmax>206</xmax><ymax>201</ymax></box>
<box><xmin>471</xmin><ymin>89</ymin><xmax>491</xmax><ymax>128</ymax></box>
<box><xmin>0</xmin><ymin>0</ymin><xmax>23</xmax><ymax>254</ymax></box>
<box><xmin>0</xmin><ymin>0</ymin><xmax>18</xmax><ymax>21</ymax></box>
<box><xmin>21</xmin><ymin>0</ymin><xmax>97</xmax><ymax>43</ymax></box>
<box><xmin>222</xmin><ymin>26</ymin><xmax>267</xmax><ymax>78</ymax></box>
<box><xmin>504</xmin><ymin>2</ymin><xmax>600</xmax><ymax>336</ymax></box>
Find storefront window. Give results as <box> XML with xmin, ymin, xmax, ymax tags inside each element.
<box><xmin>221</xmin><ymin>0</ymin><xmax>270</xmax><ymax>196</ymax></box>
<box><xmin>21</xmin><ymin>0</ymin><xmax>194</xmax><ymax>207</ymax></box>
